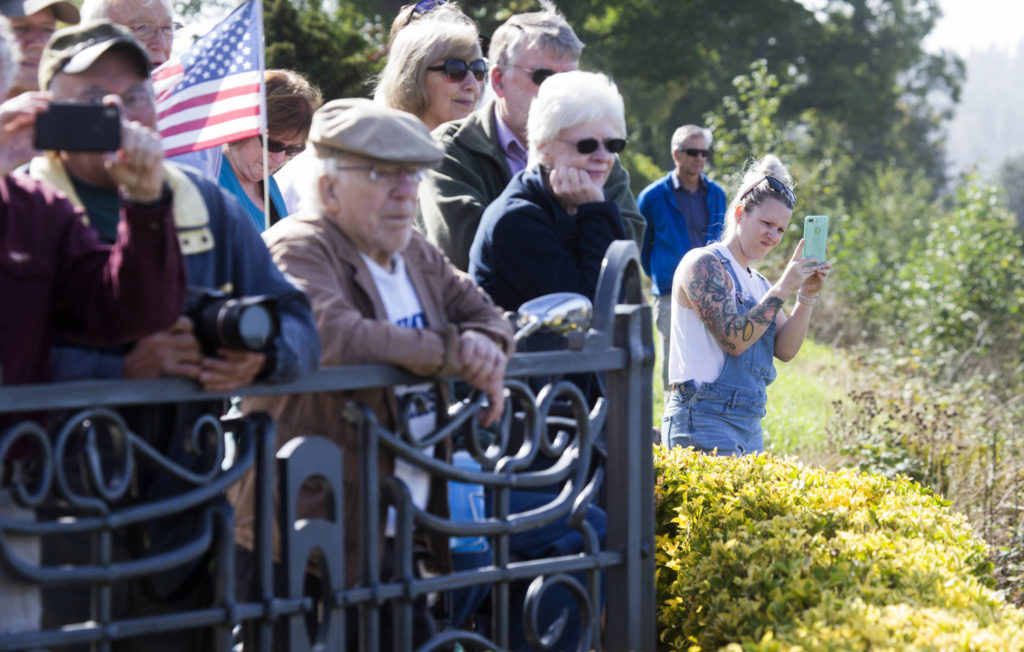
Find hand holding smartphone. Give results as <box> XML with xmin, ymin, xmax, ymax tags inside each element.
<box><xmin>802</xmin><ymin>215</ymin><xmax>829</xmax><ymax>263</ymax></box>
<box><xmin>33</xmin><ymin>101</ymin><xmax>121</xmax><ymax>152</ymax></box>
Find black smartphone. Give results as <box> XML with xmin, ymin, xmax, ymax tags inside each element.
<box><xmin>33</xmin><ymin>102</ymin><xmax>121</xmax><ymax>152</ymax></box>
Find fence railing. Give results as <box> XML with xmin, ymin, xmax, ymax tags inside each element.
<box><xmin>0</xmin><ymin>241</ymin><xmax>655</xmax><ymax>651</ymax></box>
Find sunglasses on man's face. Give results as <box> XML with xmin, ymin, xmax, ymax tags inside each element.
<box><xmin>514</xmin><ymin>65</ymin><xmax>557</xmax><ymax>86</ymax></box>
<box><xmin>427</xmin><ymin>58</ymin><xmax>487</xmax><ymax>83</ymax></box>
<box><xmin>681</xmin><ymin>148</ymin><xmax>710</xmax><ymax>158</ymax></box>
<box><xmin>559</xmin><ymin>137</ymin><xmax>628</xmax><ymax>155</ymax></box>
<box><xmin>267</xmin><ymin>138</ymin><xmax>305</xmax><ymax>158</ymax></box>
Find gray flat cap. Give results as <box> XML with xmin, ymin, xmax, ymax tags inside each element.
<box><xmin>309</xmin><ymin>98</ymin><xmax>444</xmax><ymax>168</ymax></box>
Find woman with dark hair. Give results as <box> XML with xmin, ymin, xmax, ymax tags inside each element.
<box><xmin>662</xmin><ymin>154</ymin><xmax>832</xmax><ymax>456</ymax></box>
<box><xmin>218</xmin><ymin>69</ymin><xmax>320</xmax><ymax>230</ymax></box>
<box><xmin>173</xmin><ymin>68</ymin><xmax>321</xmax><ymax>231</ymax></box>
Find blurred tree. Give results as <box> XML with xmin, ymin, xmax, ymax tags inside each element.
<box><xmin>997</xmin><ymin>154</ymin><xmax>1024</xmax><ymax>232</ymax></box>
<box><xmin>263</xmin><ymin>0</ymin><xmax>381</xmax><ymax>101</ymax></box>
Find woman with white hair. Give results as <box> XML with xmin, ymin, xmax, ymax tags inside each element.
<box><xmin>468</xmin><ymin>70</ymin><xmax>627</xmax><ymax>312</ymax></box>
<box><xmin>662</xmin><ymin>154</ymin><xmax>832</xmax><ymax>456</ymax></box>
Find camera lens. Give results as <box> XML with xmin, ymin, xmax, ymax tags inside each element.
<box><xmin>235</xmin><ymin>304</ymin><xmax>275</xmax><ymax>350</ymax></box>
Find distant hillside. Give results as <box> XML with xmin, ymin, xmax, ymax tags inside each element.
<box><xmin>946</xmin><ymin>43</ymin><xmax>1024</xmax><ymax>177</ymax></box>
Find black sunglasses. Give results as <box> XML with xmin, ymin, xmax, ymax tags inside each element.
<box><xmin>403</xmin><ymin>0</ymin><xmax>446</xmax><ymax>27</ymax></box>
<box><xmin>681</xmin><ymin>148</ymin><xmax>710</xmax><ymax>158</ymax></box>
<box><xmin>267</xmin><ymin>138</ymin><xmax>305</xmax><ymax>158</ymax></box>
<box><xmin>427</xmin><ymin>58</ymin><xmax>487</xmax><ymax>82</ymax></box>
<box><xmin>514</xmin><ymin>65</ymin><xmax>557</xmax><ymax>86</ymax></box>
<box><xmin>559</xmin><ymin>137</ymin><xmax>627</xmax><ymax>155</ymax></box>
<box><xmin>741</xmin><ymin>175</ymin><xmax>796</xmax><ymax>207</ymax></box>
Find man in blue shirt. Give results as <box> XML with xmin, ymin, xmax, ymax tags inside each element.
<box><xmin>638</xmin><ymin>125</ymin><xmax>726</xmax><ymax>397</ymax></box>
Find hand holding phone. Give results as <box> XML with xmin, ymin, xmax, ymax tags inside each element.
<box><xmin>802</xmin><ymin>215</ymin><xmax>829</xmax><ymax>263</ymax></box>
<box><xmin>33</xmin><ymin>101</ymin><xmax>121</xmax><ymax>152</ymax></box>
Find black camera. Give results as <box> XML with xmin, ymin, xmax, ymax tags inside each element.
<box><xmin>183</xmin><ymin>287</ymin><xmax>280</xmax><ymax>356</ymax></box>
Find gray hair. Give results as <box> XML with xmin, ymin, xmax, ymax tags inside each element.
<box><xmin>79</xmin><ymin>0</ymin><xmax>173</xmax><ymax>22</ymax></box>
<box><xmin>488</xmin><ymin>0</ymin><xmax>583</xmax><ymax>70</ymax></box>
<box><xmin>293</xmin><ymin>152</ymin><xmax>333</xmax><ymax>215</ymax></box>
<box><xmin>374</xmin><ymin>16</ymin><xmax>481</xmax><ymax>119</ymax></box>
<box><xmin>671</xmin><ymin>124</ymin><xmax>712</xmax><ymax>152</ymax></box>
<box><xmin>0</xmin><ymin>17</ymin><xmax>16</xmax><ymax>97</ymax></box>
<box><xmin>723</xmin><ymin>154</ymin><xmax>795</xmax><ymax>239</ymax></box>
<box><xmin>526</xmin><ymin>70</ymin><xmax>625</xmax><ymax>165</ymax></box>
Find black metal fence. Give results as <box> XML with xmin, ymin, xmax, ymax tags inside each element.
<box><xmin>0</xmin><ymin>242</ymin><xmax>654</xmax><ymax>651</ymax></box>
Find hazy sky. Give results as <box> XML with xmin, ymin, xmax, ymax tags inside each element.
<box><xmin>927</xmin><ymin>0</ymin><xmax>1023</xmax><ymax>56</ymax></box>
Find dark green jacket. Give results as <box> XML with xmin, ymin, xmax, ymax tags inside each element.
<box><xmin>415</xmin><ymin>101</ymin><xmax>645</xmax><ymax>271</ymax></box>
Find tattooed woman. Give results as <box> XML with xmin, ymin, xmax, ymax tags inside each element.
<box><xmin>661</xmin><ymin>155</ymin><xmax>831</xmax><ymax>455</ymax></box>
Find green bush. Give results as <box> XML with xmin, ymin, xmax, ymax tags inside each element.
<box><xmin>654</xmin><ymin>447</ymin><xmax>1024</xmax><ymax>651</ymax></box>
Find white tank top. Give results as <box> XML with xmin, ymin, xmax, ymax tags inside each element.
<box><xmin>668</xmin><ymin>243</ymin><xmax>772</xmax><ymax>386</ymax></box>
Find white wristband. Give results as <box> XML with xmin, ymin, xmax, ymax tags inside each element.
<box><xmin>796</xmin><ymin>292</ymin><xmax>818</xmax><ymax>305</ymax></box>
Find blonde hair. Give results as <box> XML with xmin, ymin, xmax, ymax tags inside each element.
<box><xmin>722</xmin><ymin>154</ymin><xmax>795</xmax><ymax>240</ymax></box>
<box><xmin>374</xmin><ymin>16</ymin><xmax>481</xmax><ymax>119</ymax></box>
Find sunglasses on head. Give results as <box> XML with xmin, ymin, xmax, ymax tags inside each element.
<box><xmin>514</xmin><ymin>65</ymin><xmax>557</xmax><ymax>86</ymax></box>
<box><xmin>403</xmin><ymin>0</ymin><xmax>446</xmax><ymax>26</ymax></box>
<box><xmin>741</xmin><ymin>175</ymin><xmax>796</xmax><ymax>207</ymax></box>
<box><xmin>559</xmin><ymin>137</ymin><xmax>628</xmax><ymax>155</ymax></box>
<box><xmin>427</xmin><ymin>58</ymin><xmax>487</xmax><ymax>82</ymax></box>
<box><xmin>680</xmin><ymin>147</ymin><xmax>710</xmax><ymax>158</ymax></box>
<box><xmin>267</xmin><ymin>138</ymin><xmax>305</xmax><ymax>158</ymax></box>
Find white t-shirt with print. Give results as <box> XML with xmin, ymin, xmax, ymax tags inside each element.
<box><xmin>362</xmin><ymin>252</ymin><xmax>437</xmax><ymax>535</ymax></box>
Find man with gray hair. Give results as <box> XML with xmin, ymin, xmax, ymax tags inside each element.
<box><xmin>0</xmin><ymin>0</ymin><xmax>79</xmax><ymax>97</ymax></box>
<box><xmin>79</xmin><ymin>0</ymin><xmax>175</xmax><ymax>66</ymax></box>
<box><xmin>416</xmin><ymin>1</ymin><xmax>644</xmax><ymax>272</ymax></box>
<box><xmin>230</xmin><ymin>97</ymin><xmax>513</xmax><ymax>648</ymax></box>
<box><xmin>638</xmin><ymin>124</ymin><xmax>726</xmax><ymax>397</ymax></box>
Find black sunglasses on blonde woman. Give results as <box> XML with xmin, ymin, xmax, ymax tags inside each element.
<box><xmin>427</xmin><ymin>58</ymin><xmax>487</xmax><ymax>82</ymax></box>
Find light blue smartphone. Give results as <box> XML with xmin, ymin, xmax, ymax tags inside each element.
<box><xmin>802</xmin><ymin>215</ymin><xmax>829</xmax><ymax>263</ymax></box>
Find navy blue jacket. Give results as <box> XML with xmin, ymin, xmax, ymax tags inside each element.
<box><xmin>638</xmin><ymin>172</ymin><xmax>726</xmax><ymax>295</ymax></box>
<box><xmin>49</xmin><ymin>163</ymin><xmax>320</xmax><ymax>384</ymax></box>
<box><xmin>469</xmin><ymin>165</ymin><xmax>626</xmax><ymax>312</ymax></box>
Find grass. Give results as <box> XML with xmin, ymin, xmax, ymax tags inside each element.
<box><xmin>650</xmin><ymin>307</ymin><xmax>849</xmax><ymax>458</ymax></box>
<box><xmin>764</xmin><ymin>339</ymin><xmax>851</xmax><ymax>457</ymax></box>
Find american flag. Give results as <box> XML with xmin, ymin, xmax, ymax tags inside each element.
<box><xmin>153</xmin><ymin>0</ymin><xmax>265</xmax><ymax>158</ymax></box>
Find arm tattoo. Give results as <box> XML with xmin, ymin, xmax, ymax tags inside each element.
<box><xmin>687</xmin><ymin>255</ymin><xmax>783</xmax><ymax>352</ymax></box>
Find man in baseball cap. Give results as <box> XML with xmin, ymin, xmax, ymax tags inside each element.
<box><xmin>229</xmin><ymin>98</ymin><xmax>512</xmax><ymax>649</ymax></box>
<box><xmin>0</xmin><ymin>0</ymin><xmax>79</xmax><ymax>97</ymax></box>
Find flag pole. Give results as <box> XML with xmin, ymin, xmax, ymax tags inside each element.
<box><xmin>256</xmin><ymin>0</ymin><xmax>269</xmax><ymax>230</ymax></box>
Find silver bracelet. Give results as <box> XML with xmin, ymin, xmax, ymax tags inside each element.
<box><xmin>796</xmin><ymin>292</ymin><xmax>818</xmax><ymax>305</ymax></box>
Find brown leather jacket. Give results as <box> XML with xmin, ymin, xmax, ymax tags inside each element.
<box><xmin>229</xmin><ymin>212</ymin><xmax>513</xmax><ymax>586</ymax></box>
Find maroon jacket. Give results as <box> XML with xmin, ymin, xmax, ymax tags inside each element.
<box><xmin>0</xmin><ymin>173</ymin><xmax>185</xmax><ymax>422</ymax></box>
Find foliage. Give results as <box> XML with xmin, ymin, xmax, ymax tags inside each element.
<box><xmin>653</xmin><ymin>447</ymin><xmax>1024</xmax><ymax>651</ymax></box>
<box><xmin>263</xmin><ymin>0</ymin><xmax>382</xmax><ymax>101</ymax></box>
<box><xmin>763</xmin><ymin>340</ymin><xmax>848</xmax><ymax>457</ymax></box>
<box><xmin>997</xmin><ymin>153</ymin><xmax>1024</xmax><ymax>232</ymax></box>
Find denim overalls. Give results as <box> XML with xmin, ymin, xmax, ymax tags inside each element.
<box><xmin>662</xmin><ymin>254</ymin><xmax>776</xmax><ymax>455</ymax></box>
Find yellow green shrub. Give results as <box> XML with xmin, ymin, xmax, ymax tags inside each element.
<box><xmin>654</xmin><ymin>446</ymin><xmax>1024</xmax><ymax>651</ymax></box>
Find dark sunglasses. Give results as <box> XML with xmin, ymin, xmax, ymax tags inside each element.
<box><xmin>427</xmin><ymin>58</ymin><xmax>487</xmax><ymax>82</ymax></box>
<box><xmin>741</xmin><ymin>175</ymin><xmax>796</xmax><ymax>207</ymax></box>
<box><xmin>267</xmin><ymin>138</ymin><xmax>305</xmax><ymax>158</ymax></box>
<box><xmin>559</xmin><ymin>137</ymin><xmax>628</xmax><ymax>155</ymax></box>
<box><xmin>681</xmin><ymin>147</ymin><xmax>710</xmax><ymax>158</ymax></box>
<box><xmin>514</xmin><ymin>65</ymin><xmax>557</xmax><ymax>86</ymax></box>
<box><xmin>403</xmin><ymin>0</ymin><xmax>446</xmax><ymax>26</ymax></box>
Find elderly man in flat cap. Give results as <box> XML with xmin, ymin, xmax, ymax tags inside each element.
<box><xmin>0</xmin><ymin>0</ymin><xmax>78</xmax><ymax>97</ymax></box>
<box><xmin>229</xmin><ymin>98</ymin><xmax>513</xmax><ymax>648</ymax></box>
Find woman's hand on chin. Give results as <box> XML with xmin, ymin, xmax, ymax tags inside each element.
<box><xmin>548</xmin><ymin>165</ymin><xmax>604</xmax><ymax>214</ymax></box>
